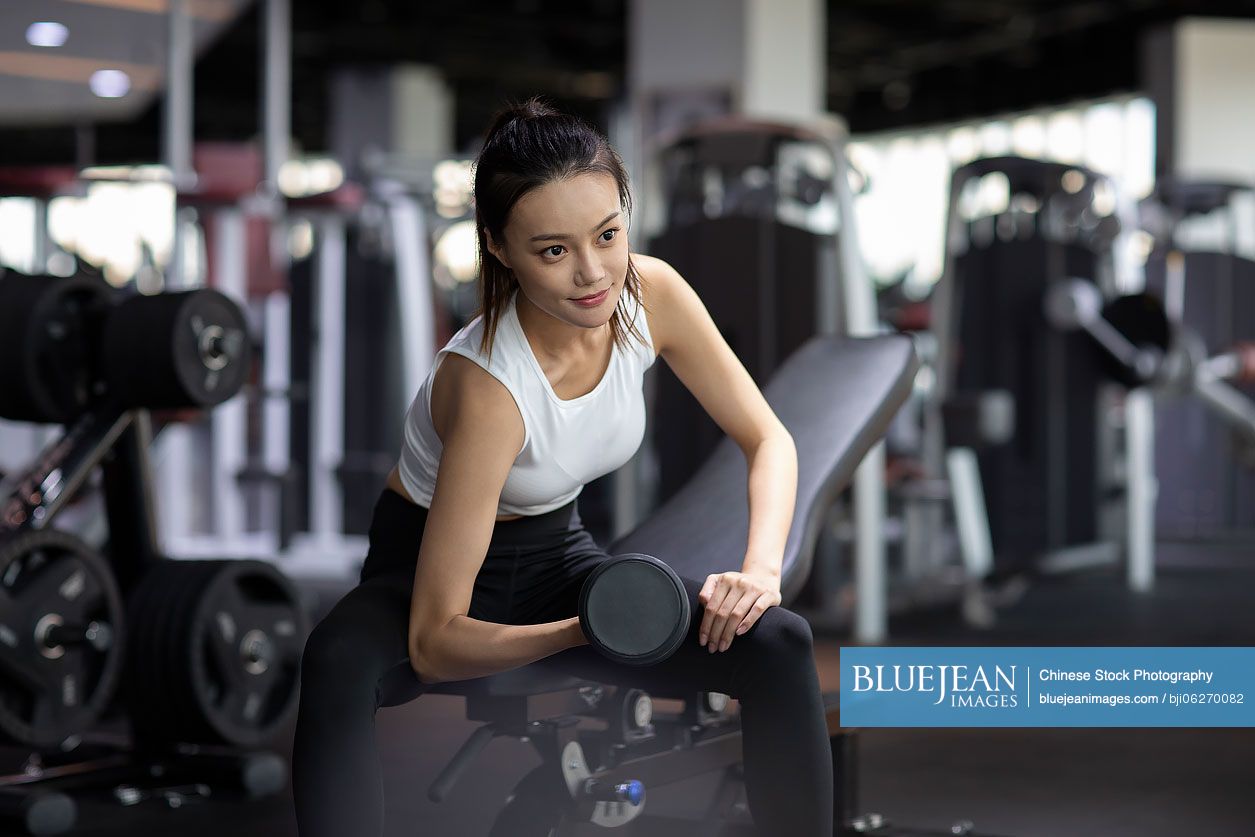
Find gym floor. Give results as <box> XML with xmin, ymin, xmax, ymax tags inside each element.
<box><xmin>3</xmin><ymin>542</ymin><xmax>1251</xmax><ymax>837</ymax></box>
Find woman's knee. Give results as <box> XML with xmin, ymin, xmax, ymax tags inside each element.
<box><xmin>743</xmin><ymin>605</ymin><xmax>814</xmax><ymax>659</ymax></box>
<box><xmin>681</xmin><ymin>576</ymin><xmax>814</xmax><ymax>655</ymax></box>
<box><xmin>723</xmin><ymin>606</ymin><xmax>816</xmax><ymax>700</ymax></box>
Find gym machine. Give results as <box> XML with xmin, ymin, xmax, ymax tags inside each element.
<box><xmin>644</xmin><ymin>118</ymin><xmax>844</xmax><ymax>502</ymax></box>
<box><xmin>928</xmin><ymin>158</ymin><xmax>1255</xmax><ymax>594</ymax></box>
<box><xmin>1044</xmin><ymin>190</ymin><xmax>1255</xmax><ymax>587</ymax></box>
<box><xmin>1137</xmin><ymin>179</ymin><xmax>1255</xmax><ymax>543</ymax></box>
<box><xmin>923</xmin><ymin>156</ymin><xmax>1139</xmax><ymax>592</ymax></box>
<box><xmin>0</xmin><ymin>272</ymin><xmax>307</xmax><ymax>835</ymax></box>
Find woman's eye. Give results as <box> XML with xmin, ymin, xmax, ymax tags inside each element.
<box><xmin>545</xmin><ymin>245</ymin><xmax>565</xmax><ymax>257</ymax></box>
<box><xmin>601</xmin><ymin>228</ymin><xmax>618</xmax><ymax>242</ymax></box>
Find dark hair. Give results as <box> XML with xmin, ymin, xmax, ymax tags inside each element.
<box><xmin>472</xmin><ymin>97</ymin><xmax>647</xmax><ymax>361</ymax></box>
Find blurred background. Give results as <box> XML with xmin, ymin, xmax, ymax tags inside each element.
<box><xmin>1</xmin><ymin>1</ymin><xmax>1254</xmax><ymax>835</ymax></box>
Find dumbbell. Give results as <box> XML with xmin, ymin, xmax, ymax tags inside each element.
<box><xmin>578</xmin><ymin>554</ymin><xmax>690</xmax><ymax>666</ymax></box>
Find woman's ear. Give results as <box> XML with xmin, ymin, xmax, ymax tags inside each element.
<box><xmin>483</xmin><ymin>229</ymin><xmax>512</xmax><ymax>269</ymax></box>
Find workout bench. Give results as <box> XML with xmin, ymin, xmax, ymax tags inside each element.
<box><xmin>375</xmin><ymin>334</ymin><xmax>920</xmax><ymax>836</ymax></box>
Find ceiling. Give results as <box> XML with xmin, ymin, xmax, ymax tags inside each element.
<box><xmin>0</xmin><ymin>0</ymin><xmax>1253</xmax><ymax>167</ymax></box>
<box><xmin>0</xmin><ymin>0</ymin><xmax>249</xmax><ymax>126</ymax></box>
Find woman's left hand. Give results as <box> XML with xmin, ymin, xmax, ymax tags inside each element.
<box><xmin>698</xmin><ymin>571</ymin><xmax>782</xmax><ymax>653</ymax></box>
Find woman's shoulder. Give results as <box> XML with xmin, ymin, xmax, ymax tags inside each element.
<box><xmin>434</xmin><ymin>303</ymin><xmax>522</xmax><ymax>381</ymax></box>
<box><xmin>429</xmin><ymin>350</ymin><xmax>527</xmax><ymax>450</ymax></box>
<box><xmin>632</xmin><ymin>252</ymin><xmax>670</xmax><ymax>291</ymax></box>
<box><xmin>631</xmin><ymin>253</ymin><xmax>682</xmax><ymax>355</ymax></box>
<box><xmin>634</xmin><ymin>252</ymin><xmax>691</xmax><ymax>306</ymax></box>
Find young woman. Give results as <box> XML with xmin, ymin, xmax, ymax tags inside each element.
<box><xmin>292</xmin><ymin>99</ymin><xmax>833</xmax><ymax>836</ymax></box>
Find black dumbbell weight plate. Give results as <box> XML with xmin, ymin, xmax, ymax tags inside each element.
<box><xmin>103</xmin><ymin>289</ymin><xmax>250</xmax><ymax>411</ymax></box>
<box><xmin>579</xmin><ymin>554</ymin><xmax>690</xmax><ymax>666</ymax></box>
<box><xmin>184</xmin><ymin>560</ymin><xmax>307</xmax><ymax>747</ymax></box>
<box><xmin>0</xmin><ymin>529</ymin><xmax>125</xmax><ymax>749</ymax></box>
<box><xmin>125</xmin><ymin>559</ymin><xmax>222</xmax><ymax>748</ymax></box>
<box><xmin>125</xmin><ymin>559</ymin><xmax>307</xmax><ymax>748</ymax></box>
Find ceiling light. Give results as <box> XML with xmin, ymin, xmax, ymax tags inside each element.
<box><xmin>26</xmin><ymin>21</ymin><xmax>69</xmax><ymax>48</ymax></box>
<box><xmin>89</xmin><ymin>69</ymin><xmax>131</xmax><ymax>98</ymax></box>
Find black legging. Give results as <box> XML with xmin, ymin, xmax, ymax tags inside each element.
<box><xmin>292</xmin><ymin>489</ymin><xmax>833</xmax><ymax>836</ymax></box>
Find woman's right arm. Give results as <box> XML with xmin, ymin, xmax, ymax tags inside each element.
<box><xmin>408</xmin><ymin>357</ymin><xmax>586</xmax><ymax>685</ymax></box>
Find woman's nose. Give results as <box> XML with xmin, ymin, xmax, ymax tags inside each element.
<box><xmin>576</xmin><ymin>248</ymin><xmax>607</xmax><ymax>284</ymax></box>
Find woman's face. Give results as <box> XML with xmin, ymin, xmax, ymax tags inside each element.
<box><xmin>487</xmin><ymin>171</ymin><xmax>628</xmax><ymax>330</ymax></box>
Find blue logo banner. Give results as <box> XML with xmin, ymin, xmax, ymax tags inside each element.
<box><xmin>839</xmin><ymin>647</ymin><xmax>1255</xmax><ymax>727</ymax></box>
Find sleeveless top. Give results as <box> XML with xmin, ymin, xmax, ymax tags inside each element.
<box><xmin>397</xmin><ymin>289</ymin><xmax>657</xmax><ymax>516</ymax></box>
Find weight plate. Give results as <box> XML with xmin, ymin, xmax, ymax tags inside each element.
<box><xmin>125</xmin><ymin>560</ymin><xmax>215</xmax><ymax>748</ymax></box>
<box><xmin>579</xmin><ymin>554</ymin><xmax>690</xmax><ymax>667</ymax></box>
<box><xmin>190</xmin><ymin>560</ymin><xmax>306</xmax><ymax>746</ymax></box>
<box><xmin>103</xmin><ymin>289</ymin><xmax>250</xmax><ymax>411</ymax></box>
<box><xmin>0</xmin><ymin>529</ymin><xmax>125</xmax><ymax>749</ymax></box>
<box><xmin>172</xmin><ymin>291</ymin><xmax>250</xmax><ymax>407</ymax></box>
<box><xmin>0</xmin><ymin>273</ymin><xmax>112</xmax><ymax>423</ymax></box>
<box><xmin>126</xmin><ymin>560</ymin><xmax>225</xmax><ymax>748</ymax></box>
<box><xmin>126</xmin><ymin>559</ymin><xmax>307</xmax><ymax>748</ymax></box>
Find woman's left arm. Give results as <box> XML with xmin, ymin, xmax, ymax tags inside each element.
<box><xmin>635</xmin><ymin>255</ymin><xmax>798</xmax><ymax>653</ymax></box>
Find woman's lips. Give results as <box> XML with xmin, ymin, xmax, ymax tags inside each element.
<box><xmin>571</xmin><ymin>287</ymin><xmax>609</xmax><ymax>307</ymax></box>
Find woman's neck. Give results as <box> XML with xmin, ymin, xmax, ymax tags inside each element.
<box><xmin>514</xmin><ymin>290</ymin><xmax>610</xmax><ymax>363</ymax></box>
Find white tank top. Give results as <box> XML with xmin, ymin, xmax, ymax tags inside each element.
<box><xmin>397</xmin><ymin>289</ymin><xmax>657</xmax><ymax>516</ymax></box>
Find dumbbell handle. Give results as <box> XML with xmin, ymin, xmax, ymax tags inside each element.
<box><xmin>44</xmin><ymin>621</ymin><xmax>113</xmax><ymax>652</ymax></box>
